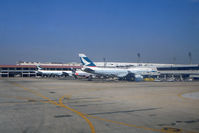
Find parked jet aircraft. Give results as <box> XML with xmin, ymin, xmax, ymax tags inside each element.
<box><xmin>79</xmin><ymin>53</ymin><xmax>158</xmax><ymax>81</ymax></box>
<box><xmin>74</xmin><ymin>70</ymin><xmax>94</xmax><ymax>78</ymax></box>
<box><xmin>36</xmin><ymin>65</ymin><xmax>73</xmax><ymax>77</ymax></box>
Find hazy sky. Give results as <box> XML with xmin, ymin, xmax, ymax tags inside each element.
<box><xmin>0</xmin><ymin>0</ymin><xmax>199</xmax><ymax>64</ymax></box>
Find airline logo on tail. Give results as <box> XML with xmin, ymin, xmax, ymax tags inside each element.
<box><xmin>36</xmin><ymin>65</ymin><xmax>43</xmax><ymax>70</ymax></box>
<box><xmin>79</xmin><ymin>54</ymin><xmax>96</xmax><ymax>67</ymax></box>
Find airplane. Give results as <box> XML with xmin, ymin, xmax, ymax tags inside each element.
<box><xmin>79</xmin><ymin>53</ymin><xmax>159</xmax><ymax>81</ymax></box>
<box><xmin>74</xmin><ymin>70</ymin><xmax>95</xmax><ymax>78</ymax></box>
<box><xmin>36</xmin><ymin>65</ymin><xmax>73</xmax><ymax>77</ymax></box>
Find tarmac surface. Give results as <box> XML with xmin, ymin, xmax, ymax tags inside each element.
<box><xmin>182</xmin><ymin>92</ymin><xmax>199</xmax><ymax>100</ymax></box>
<box><xmin>0</xmin><ymin>78</ymin><xmax>199</xmax><ymax>133</ymax></box>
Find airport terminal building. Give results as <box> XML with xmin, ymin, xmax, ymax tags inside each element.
<box><xmin>0</xmin><ymin>61</ymin><xmax>199</xmax><ymax>80</ymax></box>
<box><xmin>0</xmin><ymin>62</ymin><xmax>81</xmax><ymax>77</ymax></box>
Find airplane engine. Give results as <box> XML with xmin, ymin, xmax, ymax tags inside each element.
<box><xmin>134</xmin><ymin>74</ymin><xmax>144</xmax><ymax>81</ymax></box>
<box><xmin>125</xmin><ymin>73</ymin><xmax>143</xmax><ymax>81</ymax></box>
<box><xmin>126</xmin><ymin>73</ymin><xmax>135</xmax><ymax>81</ymax></box>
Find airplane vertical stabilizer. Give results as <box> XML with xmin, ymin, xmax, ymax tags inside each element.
<box><xmin>79</xmin><ymin>53</ymin><xmax>96</xmax><ymax>67</ymax></box>
<box><xmin>36</xmin><ymin>65</ymin><xmax>43</xmax><ymax>70</ymax></box>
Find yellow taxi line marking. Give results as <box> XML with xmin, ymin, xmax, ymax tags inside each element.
<box><xmin>84</xmin><ymin>114</ymin><xmax>164</xmax><ymax>132</ymax></box>
<box><xmin>10</xmin><ymin>82</ymin><xmax>198</xmax><ymax>133</ymax></box>
<box><xmin>59</xmin><ymin>95</ymin><xmax>171</xmax><ymax>133</ymax></box>
<box><xmin>178</xmin><ymin>92</ymin><xmax>189</xmax><ymax>100</ymax></box>
<box><xmin>178</xmin><ymin>90</ymin><xmax>199</xmax><ymax>100</ymax></box>
<box><xmin>11</xmin><ymin>82</ymin><xmax>95</xmax><ymax>133</ymax></box>
<box><xmin>60</xmin><ymin>95</ymin><xmax>166</xmax><ymax>133</ymax></box>
<box><xmin>60</xmin><ymin>95</ymin><xmax>199</xmax><ymax>133</ymax></box>
<box><xmin>59</xmin><ymin>96</ymin><xmax>95</xmax><ymax>133</ymax></box>
<box><xmin>84</xmin><ymin>114</ymin><xmax>199</xmax><ymax>133</ymax></box>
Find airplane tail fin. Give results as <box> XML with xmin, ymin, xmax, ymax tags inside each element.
<box><xmin>36</xmin><ymin>65</ymin><xmax>43</xmax><ymax>70</ymax></box>
<box><xmin>79</xmin><ymin>53</ymin><xmax>96</xmax><ymax>67</ymax></box>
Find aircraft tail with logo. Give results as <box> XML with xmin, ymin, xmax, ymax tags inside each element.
<box><xmin>79</xmin><ymin>54</ymin><xmax>96</xmax><ymax>67</ymax></box>
<box><xmin>36</xmin><ymin>65</ymin><xmax>43</xmax><ymax>70</ymax></box>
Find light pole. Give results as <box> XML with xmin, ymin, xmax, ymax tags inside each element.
<box><xmin>137</xmin><ymin>53</ymin><xmax>141</xmax><ymax>63</ymax></box>
<box><xmin>103</xmin><ymin>57</ymin><xmax>106</xmax><ymax>68</ymax></box>
<box><xmin>188</xmin><ymin>52</ymin><xmax>192</xmax><ymax>64</ymax></box>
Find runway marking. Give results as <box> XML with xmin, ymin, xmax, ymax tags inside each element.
<box><xmin>11</xmin><ymin>82</ymin><xmax>95</xmax><ymax>133</ymax></box>
<box><xmin>63</xmin><ymin>95</ymin><xmax>199</xmax><ymax>133</ymax></box>
<box><xmin>59</xmin><ymin>95</ymin><xmax>95</xmax><ymax>133</ymax></box>
<box><xmin>85</xmin><ymin>114</ymin><xmax>164</xmax><ymax>132</ymax></box>
<box><xmin>60</xmin><ymin>95</ymin><xmax>199</xmax><ymax>133</ymax></box>
<box><xmin>10</xmin><ymin>82</ymin><xmax>198</xmax><ymax>133</ymax></box>
<box><xmin>0</xmin><ymin>95</ymin><xmax>50</xmax><ymax>105</ymax></box>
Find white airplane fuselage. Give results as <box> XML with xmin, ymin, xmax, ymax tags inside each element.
<box><xmin>79</xmin><ymin>53</ymin><xmax>159</xmax><ymax>81</ymax></box>
<box><xmin>82</xmin><ymin>66</ymin><xmax>157</xmax><ymax>78</ymax></box>
<box><xmin>37</xmin><ymin>70</ymin><xmax>72</xmax><ymax>76</ymax></box>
